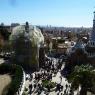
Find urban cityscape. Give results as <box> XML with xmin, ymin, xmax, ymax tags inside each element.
<box><xmin>0</xmin><ymin>0</ymin><xmax>95</xmax><ymax>95</ymax></box>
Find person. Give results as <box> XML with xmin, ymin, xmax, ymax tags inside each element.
<box><xmin>66</xmin><ymin>84</ymin><xmax>68</xmax><ymax>90</ymax></box>
<box><xmin>56</xmin><ymin>84</ymin><xmax>60</xmax><ymax>91</ymax></box>
<box><xmin>64</xmin><ymin>89</ymin><xmax>66</xmax><ymax>95</ymax></box>
<box><xmin>60</xmin><ymin>76</ymin><xmax>62</xmax><ymax>82</ymax></box>
<box><xmin>69</xmin><ymin>89</ymin><xmax>73</xmax><ymax>95</ymax></box>
<box><xmin>50</xmin><ymin>74</ymin><xmax>52</xmax><ymax>80</ymax></box>
<box><xmin>60</xmin><ymin>85</ymin><xmax>63</xmax><ymax>91</ymax></box>
<box><xmin>29</xmin><ymin>84</ymin><xmax>32</xmax><ymax>90</ymax></box>
<box><xmin>46</xmin><ymin>92</ymin><xmax>49</xmax><ymax>95</ymax></box>
<box><xmin>57</xmin><ymin>92</ymin><xmax>59</xmax><ymax>95</ymax></box>
<box><xmin>29</xmin><ymin>74</ymin><xmax>33</xmax><ymax>81</ymax></box>
<box><xmin>34</xmin><ymin>84</ymin><xmax>36</xmax><ymax>89</ymax></box>
<box><xmin>38</xmin><ymin>89</ymin><xmax>41</xmax><ymax>95</ymax></box>
<box><xmin>28</xmin><ymin>89</ymin><xmax>32</xmax><ymax>95</ymax></box>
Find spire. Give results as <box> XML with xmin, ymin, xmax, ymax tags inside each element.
<box><xmin>92</xmin><ymin>11</ymin><xmax>95</xmax><ymax>31</ymax></box>
<box><xmin>93</xmin><ymin>11</ymin><xmax>95</xmax><ymax>21</ymax></box>
<box><xmin>90</xmin><ymin>11</ymin><xmax>95</xmax><ymax>41</ymax></box>
<box><xmin>25</xmin><ymin>21</ymin><xmax>29</xmax><ymax>33</ymax></box>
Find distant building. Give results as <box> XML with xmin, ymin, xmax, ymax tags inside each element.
<box><xmin>11</xmin><ymin>23</ymin><xmax>20</xmax><ymax>27</ymax></box>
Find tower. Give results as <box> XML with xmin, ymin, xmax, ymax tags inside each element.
<box><xmin>91</xmin><ymin>11</ymin><xmax>95</xmax><ymax>41</ymax></box>
<box><xmin>86</xmin><ymin>11</ymin><xmax>95</xmax><ymax>57</ymax></box>
<box><xmin>25</xmin><ymin>22</ymin><xmax>29</xmax><ymax>33</ymax></box>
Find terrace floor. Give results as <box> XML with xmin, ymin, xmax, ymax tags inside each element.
<box><xmin>0</xmin><ymin>74</ymin><xmax>11</xmax><ymax>95</ymax></box>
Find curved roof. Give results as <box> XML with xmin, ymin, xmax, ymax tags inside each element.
<box><xmin>74</xmin><ymin>41</ymin><xmax>84</xmax><ymax>49</ymax></box>
<box><xmin>71</xmin><ymin>40</ymin><xmax>85</xmax><ymax>52</ymax></box>
<box><xmin>10</xmin><ymin>25</ymin><xmax>44</xmax><ymax>47</ymax></box>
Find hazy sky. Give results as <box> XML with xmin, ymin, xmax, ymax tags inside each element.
<box><xmin>0</xmin><ymin>0</ymin><xmax>95</xmax><ymax>27</ymax></box>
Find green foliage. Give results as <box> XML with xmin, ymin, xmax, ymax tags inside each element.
<box><xmin>42</xmin><ymin>80</ymin><xmax>56</xmax><ymax>89</ymax></box>
<box><xmin>24</xmin><ymin>87</ymin><xmax>28</xmax><ymax>92</ymax></box>
<box><xmin>67</xmin><ymin>64</ymin><xmax>95</xmax><ymax>93</ymax></box>
<box><xmin>22</xmin><ymin>92</ymin><xmax>28</xmax><ymax>95</ymax></box>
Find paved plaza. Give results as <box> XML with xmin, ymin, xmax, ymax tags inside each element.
<box><xmin>24</xmin><ymin>58</ymin><xmax>80</xmax><ymax>95</ymax></box>
<box><xmin>0</xmin><ymin>74</ymin><xmax>11</xmax><ymax>95</ymax></box>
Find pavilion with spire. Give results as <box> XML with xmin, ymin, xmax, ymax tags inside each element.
<box><xmin>67</xmin><ymin>11</ymin><xmax>95</xmax><ymax>66</ymax></box>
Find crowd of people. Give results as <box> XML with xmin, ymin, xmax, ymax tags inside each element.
<box><xmin>24</xmin><ymin>56</ymin><xmax>73</xmax><ymax>95</ymax></box>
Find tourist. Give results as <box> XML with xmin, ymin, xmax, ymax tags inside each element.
<box><xmin>34</xmin><ymin>84</ymin><xmax>36</xmax><ymax>89</ymax></box>
<box><xmin>60</xmin><ymin>85</ymin><xmax>63</xmax><ymax>91</ymax></box>
<box><xmin>29</xmin><ymin>84</ymin><xmax>32</xmax><ymax>91</ymax></box>
<box><xmin>60</xmin><ymin>76</ymin><xmax>62</xmax><ymax>82</ymax></box>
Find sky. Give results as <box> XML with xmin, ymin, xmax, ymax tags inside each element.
<box><xmin>0</xmin><ymin>0</ymin><xmax>95</xmax><ymax>27</ymax></box>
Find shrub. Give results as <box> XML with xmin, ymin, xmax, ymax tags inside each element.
<box><xmin>42</xmin><ymin>80</ymin><xmax>56</xmax><ymax>89</ymax></box>
<box><xmin>24</xmin><ymin>87</ymin><xmax>28</xmax><ymax>92</ymax></box>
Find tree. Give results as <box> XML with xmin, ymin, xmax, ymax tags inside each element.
<box><xmin>62</xmin><ymin>48</ymin><xmax>88</xmax><ymax>77</ymax></box>
<box><xmin>0</xmin><ymin>26</ymin><xmax>10</xmax><ymax>40</ymax></box>
<box><xmin>67</xmin><ymin>64</ymin><xmax>95</xmax><ymax>95</ymax></box>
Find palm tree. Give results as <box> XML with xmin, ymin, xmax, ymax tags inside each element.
<box><xmin>67</xmin><ymin>64</ymin><xmax>95</xmax><ymax>95</ymax></box>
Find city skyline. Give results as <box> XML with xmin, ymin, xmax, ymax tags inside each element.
<box><xmin>0</xmin><ymin>0</ymin><xmax>95</xmax><ymax>27</ymax></box>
